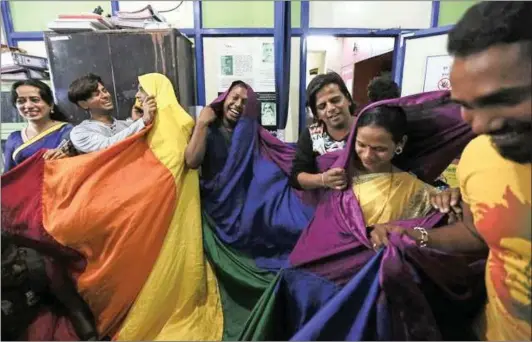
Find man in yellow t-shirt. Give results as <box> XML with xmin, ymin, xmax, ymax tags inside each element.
<box><xmin>436</xmin><ymin>2</ymin><xmax>531</xmax><ymax>339</ymax></box>
<box><xmin>370</xmin><ymin>2</ymin><xmax>531</xmax><ymax>340</ymax></box>
<box><xmin>457</xmin><ymin>135</ymin><xmax>530</xmax><ymax>340</ymax></box>
<box><xmin>448</xmin><ymin>3</ymin><xmax>531</xmax><ymax>338</ymax></box>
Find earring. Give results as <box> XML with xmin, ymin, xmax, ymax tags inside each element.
<box><xmin>395</xmin><ymin>146</ymin><xmax>403</xmax><ymax>155</ymax></box>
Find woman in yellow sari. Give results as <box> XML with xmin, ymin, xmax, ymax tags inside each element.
<box><xmin>352</xmin><ymin>105</ymin><xmax>466</xmax><ymax>239</ymax></box>
<box><xmin>290</xmin><ymin>103</ymin><xmax>470</xmax><ymax>283</ymax></box>
<box><xmin>351</xmin><ymin>104</ymin><xmax>451</xmax><ymax>246</ymax></box>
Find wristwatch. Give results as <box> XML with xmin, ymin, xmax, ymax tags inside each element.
<box><xmin>413</xmin><ymin>226</ymin><xmax>429</xmax><ymax>248</ymax></box>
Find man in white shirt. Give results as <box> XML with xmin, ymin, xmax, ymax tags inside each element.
<box><xmin>68</xmin><ymin>73</ymin><xmax>155</xmax><ymax>153</ymax></box>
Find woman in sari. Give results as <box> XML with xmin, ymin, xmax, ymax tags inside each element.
<box><xmin>342</xmin><ymin>104</ymin><xmax>434</xmax><ymax>228</ymax></box>
<box><xmin>3</xmin><ymin>80</ymin><xmax>74</xmax><ymax>172</ymax></box>
<box><xmin>240</xmin><ymin>91</ymin><xmax>485</xmax><ymax>341</ymax></box>
<box><xmin>291</xmin><ymin>72</ymin><xmax>356</xmax><ymax>191</ymax></box>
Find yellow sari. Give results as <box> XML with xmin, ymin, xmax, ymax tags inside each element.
<box><xmin>352</xmin><ymin>170</ymin><xmax>437</xmax><ymax>225</ymax></box>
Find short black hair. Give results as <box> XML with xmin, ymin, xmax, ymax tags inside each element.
<box><xmin>11</xmin><ymin>79</ymin><xmax>69</xmax><ymax>122</ymax></box>
<box><xmin>356</xmin><ymin>105</ymin><xmax>407</xmax><ymax>143</ymax></box>
<box><xmin>367</xmin><ymin>75</ymin><xmax>400</xmax><ymax>102</ymax></box>
<box><xmin>306</xmin><ymin>72</ymin><xmax>356</xmax><ymax>118</ymax></box>
<box><xmin>68</xmin><ymin>73</ymin><xmax>104</xmax><ymax>106</ymax></box>
<box><xmin>448</xmin><ymin>1</ymin><xmax>532</xmax><ymax>58</ymax></box>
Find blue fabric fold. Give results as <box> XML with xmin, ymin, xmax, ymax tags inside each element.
<box><xmin>290</xmin><ymin>250</ymin><xmax>384</xmax><ymax>341</ymax></box>
<box><xmin>201</xmin><ymin>86</ymin><xmax>315</xmax><ymax>270</ymax></box>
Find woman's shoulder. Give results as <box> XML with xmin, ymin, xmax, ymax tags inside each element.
<box><xmin>205</xmin><ymin>119</ymin><xmax>221</xmax><ymax>138</ymax></box>
<box><xmin>6</xmin><ymin>130</ymin><xmax>23</xmax><ymax>143</ymax></box>
<box><xmin>56</xmin><ymin>122</ymin><xmax>74</xmax><ymax>137</ymax></box>
<box><xmin>4</xmin><ymin>131</ymin><xmax>23</xmax><ymax>155</ymax></box>
<box><xmin>59</xmin><ymin>122</ymin><xmax>74</xmax><ymax>130</ymax></box>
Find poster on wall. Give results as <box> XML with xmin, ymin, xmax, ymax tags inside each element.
<box><xmin>216</xmin><ymin>40</ymin><xmax>275</xmax><ymax>93</ymax></box>
<box><xmin>258</xmin><ymin>93</ymin><xmax>276</xmax><ymax>126</ymax></box>
<box><xmin>423</xmin><ymin>55</ymin><xmax>453</xmax><ymax>92</ymax></box>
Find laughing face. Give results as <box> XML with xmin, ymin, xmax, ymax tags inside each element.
<box><xmin>14</xmin><ymin>85</ymin><xmax>53</xmax><ymax>123</ymax></box>
<box><xmin>15</xmin><ymin>85</ymin><xmax>53</xmax><ymax>122</ymax></box>
<box><xmin>450</xmin><ymin>42</ymin><xmax>532</xmax><ymax>163</ymax></box>
<box><xmin>135</xmin><ymin>85</ymin><xmax>149</xmax><ymax>104</ymax></box>
<box><xmin>314</xmin><ymin>83</ymin><xmax>352</xmax><ymax>130</ymax></box>
<box><xmin>79</xmin><ymin>82</ymin><xmax>114</xmax><ymax>114</ymax></box>
<box><xmin>223</xmin><ymin>84</ymin><xmax>248</xmax><ymax>125</ymax></box>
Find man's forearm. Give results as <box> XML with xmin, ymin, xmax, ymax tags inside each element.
<box><xmin>296</xmin><ymin>172</ymin><xmax>324</xmax><ymax>190</ymax></box>
<box><xmin>422</xmin><ymin>222</ymin><xmax>488</xmax><ymax>254</ymax></box>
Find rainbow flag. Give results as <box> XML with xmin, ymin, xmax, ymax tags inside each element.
<box><xmin>2</xmin><ymin>74</ymin><xmax>223</xmax><ymax>340</ymax></box>
<box><xmin>2</xmin><ymin>78</ymin><xmax>485</xmax><ymax>341</ymax></box>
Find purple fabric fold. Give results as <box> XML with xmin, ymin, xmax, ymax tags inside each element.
<box><xmin>333</xmin><ymin>90</ymin><xmax>475</xmax><ymax>182</ymax></box>
<box><xmin>287</xmin><ymin>90</ymin><xmax>485</xmax><ymax>338</ymax></box>
<box><xmin>290</xmin><ymin>90</ymin><xmax>476</xmax><ymax>272</ymax></box>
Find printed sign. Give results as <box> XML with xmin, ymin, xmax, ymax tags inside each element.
<box><xmin>423</xmin><ymin>55</ymin><xmax>453</xmax><ymax>92</ymax></box>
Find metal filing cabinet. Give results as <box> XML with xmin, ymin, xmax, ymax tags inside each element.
<box><xmin>44</xmin><ymin>29</ymin><xmax>196</xmax><ymax>124</ymax></box>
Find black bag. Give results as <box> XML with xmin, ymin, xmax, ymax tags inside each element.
<box><xmin>1</xmin><ymin>239</ymin><xmax>49</xmax><ymax>340</ymax></box>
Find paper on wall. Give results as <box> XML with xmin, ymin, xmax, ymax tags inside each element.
<box><xmin>423</xmin><ymin>55</ymin><xmax>453</xmax><ymax>92</ymax></box>
<box><xmin>216</xmin><ymin>39</ymin><xmax>275</xmax><ymax>93</ymax></box>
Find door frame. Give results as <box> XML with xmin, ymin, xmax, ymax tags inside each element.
<box><xmin>392</xmin><ymin>25</ymin><xmax>454</xmax><ymax>89</ymax></box>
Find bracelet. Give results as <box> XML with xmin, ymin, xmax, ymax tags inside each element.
<box><xmin>320</xmin><ymin>173</ymin><xmax>325</xmax><ymax>187</ymax></box>
<box><xmin>413</xmin><ymin>226</ymin><xmax>429</xmax><ymax>248</ymax></box>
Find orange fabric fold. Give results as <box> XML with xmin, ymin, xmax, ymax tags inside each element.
<box><xmin>41</xmin><ymin>130</ymin><xmax>176</xmax><ymax>336</ymax></box>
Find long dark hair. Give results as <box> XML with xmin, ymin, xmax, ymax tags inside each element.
<box><xmin>306</xmin><ymin>72</ymin><xmax>357</xmax><ymax>120</ymax></box>
<box><xmin>11</xmin><ymin>79</ymin><xmax>69</xmax><ymax>122</ymax></box>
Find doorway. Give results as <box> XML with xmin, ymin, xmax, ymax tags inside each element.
<box><xmin>351</xmin><ymin>51</ymin><xmax>393</xmax><ymax>108</ymax></box>
<box><xmin>305</xmin><ymin>36</ymin><xmax>396</xmax><ymax>111</ymax></box>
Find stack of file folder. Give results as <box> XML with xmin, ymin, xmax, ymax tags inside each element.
<box><xmin>47</xmin><ymin>13</ymin><xmax>115</xmax><ymax>33</ymax></box>
<box><xmin>1</xmin><ymin>47</ymin><xmax>49</xmax><ymax>81</ymax></box>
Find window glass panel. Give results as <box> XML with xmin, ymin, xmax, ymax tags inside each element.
<box><xmin>309</xmin><ymin>1</ymin><xmax>431</xmax><ymax>29</ymax></box>
<box><xmin>10</xmin><ymin>1</ymin><xmax>112</xmax><ymax>32</ymax></box>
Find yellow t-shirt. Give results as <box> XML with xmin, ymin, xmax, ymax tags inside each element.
<box><xmin>458</xmin><ymin>135</ymin><xmax>531</xmax><ymax>341</ymax></box>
